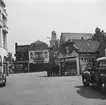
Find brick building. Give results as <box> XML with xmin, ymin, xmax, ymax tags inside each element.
<box><xmin>14</xmin><ymin>43</ymin><xmax>29</xmax><ymax>73</ymax></box>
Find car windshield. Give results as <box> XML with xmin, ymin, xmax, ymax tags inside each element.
<box><xmin>99</xmin><ymin>60</ymin><xmax>106</xmax><ymax>67</ymax></box>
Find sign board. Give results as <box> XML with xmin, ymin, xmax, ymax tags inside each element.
<box><xmin>65</xmin><ymin>58</ymin><xmax>76</xmax><ymax>62</ymax></box>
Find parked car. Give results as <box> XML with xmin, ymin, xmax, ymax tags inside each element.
<box><xmin>82</xmin><ymin>57</ymin><xmax>106</xmax><ymax>93</ymax></box>
<box><xmin>0</xmin><ymin>67</ymin><xmax>6</xmax><ymax>87</ymax></box>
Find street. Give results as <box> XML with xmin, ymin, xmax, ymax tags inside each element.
<box><xmin>0</xmin><ymin>72</ymin><xmax>106</xmax><ymax>105</ymax></box>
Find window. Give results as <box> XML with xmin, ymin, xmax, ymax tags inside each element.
<box><xmin>99</xmin><ymin>60</ymin><xmax>106</xmax><ymax>67</ymax></box>
<box><xmin>30</xmin><ymin>52</ymin><xmax>33</xmax><ymax>59</ymax></box>
<box><xmin>44</xmin><ymin>52</ymin><xmax>48</xmax><ymax>58</ymax></box>
<box><xmin>45</xmin><ymin>52</ymin><xmax>47</xmax><ymax>54</ymax></box>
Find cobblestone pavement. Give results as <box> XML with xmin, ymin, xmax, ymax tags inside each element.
<box><xmin>0</xmin><ymin>72</ymin><xmax>106</xmax><ymax>105</ymax></box>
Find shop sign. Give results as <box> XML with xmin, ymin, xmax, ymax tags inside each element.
<box><xmin>65</xmin><ymin>58</ymin><xmax>76</xmax><ymax>62</ymax></box>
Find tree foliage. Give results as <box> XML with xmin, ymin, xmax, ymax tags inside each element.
<box><xmin>92</xmin><ymin>27</ymin><xmax>105</xmax><ymax>44</ymax></box>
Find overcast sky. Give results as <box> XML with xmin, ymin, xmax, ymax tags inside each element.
<box><xmin>5</xmin><ymin>0</ymin><xmax>106</xmax><ymax>55</ymax></box>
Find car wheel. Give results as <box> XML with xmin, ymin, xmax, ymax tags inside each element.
<box><xmin>2</xmin><ymin>82</ymin><xmax>6</xmax><ymax>87</ymax></box>
<box><xmin>100</xmin><ymin>83</ymin><xmax>106</xmax><ymax>93</ymax></box>
<box><xmin>2</xmin><ymin>78</ymin><xmax>6</xmax><ymax>87</ymax></box>
<box><xmin>82</xmin><ymin>78</ymin><xmax>89</xmax><ymax>86</ymax></box>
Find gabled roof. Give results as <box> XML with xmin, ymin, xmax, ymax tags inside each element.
<box><xmin>29</xmin><ymin>40</ymin><xmax>48</xmax><ymax>51</ymax></box>
<box><xmin>73</xmin><ymin>39</ymin><xmax>100</xmax><ymax>53</ymax></box>
<box><xmin>86</xmin><ymin>40</ymin><xmax>100</xmax><ymax>52</ymax></box>
<box><xmin>60</xmin><ymin>33</ymin><xmax>92</xmax><ymax>44</ymax></box>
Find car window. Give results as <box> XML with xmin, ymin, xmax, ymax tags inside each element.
<box><xmin>99</xmin><ymin>60</ymin><xmax>106</xmax><ymax>67</ymax></box>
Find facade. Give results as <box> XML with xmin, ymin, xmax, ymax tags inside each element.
<box><xmin>0</xmin><ymin>0</ymin><xmax>8</xmax><ymax>75</ymax></box>
<box><xmin>28</xmin><ymin>40</ymin><xmax>49</xmax><ymax>72</ymax></box>
<box><xmin>14</xmin><ymin>43</ymin><xmax>29</xmax><ymax>73</ymax></box>
<box><xmin>59</xmin><ymin>33</ymin><xmax>99</xmax><ymax>75</ymax></box>
<box><xmin>14</xmin><ymin>41</ymin><xmax>49</xmax><ymax>73</ymax></box>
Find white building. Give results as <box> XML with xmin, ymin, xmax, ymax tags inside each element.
<box><xmin>28</xmin><ymin>40</ymin><xmax>49</xmax><ymax>72</ymax></box>
<box><xmin>0</xmin><ymin>0</ymin><xmax>8</xmax><ymax>73</ymax></box>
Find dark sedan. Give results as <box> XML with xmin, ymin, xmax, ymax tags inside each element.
<box><xmin>82</xmin><ymin>57</ymin><xmax>106</xmax><ymax>93</ymax></box>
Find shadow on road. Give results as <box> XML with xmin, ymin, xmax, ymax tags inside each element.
<box><xmin>75</xmin><ymin>85</ymin><xmax>106</xmax><ymax>100</ymax></box>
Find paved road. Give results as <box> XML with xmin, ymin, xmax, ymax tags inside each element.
<box><xmin>0</xmin><ymin>72</ymin><xmax>106</xmax><ymax>105</ymax></box>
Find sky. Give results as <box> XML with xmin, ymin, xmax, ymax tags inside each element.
<box><xmin>4</xmin><ymin>0</ymin><xmax>106</xmax><ymax>56</ymax></box>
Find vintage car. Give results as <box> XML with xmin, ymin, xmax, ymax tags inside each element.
<box><xmin>82</xmin><ymin>57</ymin><xmax>106</xmax><ymax>93</ymax></box>
<box><xmin>0</xmin><ymin>67</ymin><xmax>6</xmax><ymax>87</ymax></box>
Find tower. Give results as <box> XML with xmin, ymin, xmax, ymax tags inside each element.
<box><xmin>50</xmin><ymin>31</ymin><xmax>57</xmax><ymax>47</ymax></box>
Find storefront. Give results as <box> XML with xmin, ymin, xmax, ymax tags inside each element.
<box><xmin>14</xmin><ymin>61</ymin><xmax>29</xmax><ymax>73</ymax></box>
<box><xmin>79</xmin><ymin>53</ymin><xmax>98</xmax><ymax>73</ymax></box>
<box><xmin>28</xmin><ymin>40</ymin><xmax>49</xmax><ymax>72</ymax></box>
<box><xmin>59</xmin><ymin>51</ymin><xmax>80</xmax><ymax>75</ymax></box>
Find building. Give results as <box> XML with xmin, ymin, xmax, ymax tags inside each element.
<box><xmin>28</xmin><ymin>40</ymin><xmax>49</xmax><ymax>72</ymax></box>
<box><xmin>59</xmin><ymin>33</ymin><xmax>99</xmax><ymax>75</ymax></box>
<box><xmin>14</xmin><ymin>40</ymin><xmax>49</xmax><ymax>73</ymax></box>
<box><xmin>14</xmin><ymin>43</ymin><xmax>29</xmax><ymax>73</ymax></box>
<box><xmin>0</xmin><ymin>0</ymin><xmax>8</xmax><ymax>74</ymax></box>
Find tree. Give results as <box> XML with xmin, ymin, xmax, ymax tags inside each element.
<box><xmin>92</xmin><ymin>27</ymin><xmax>104</xmax><ymax>44</ymax></box>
